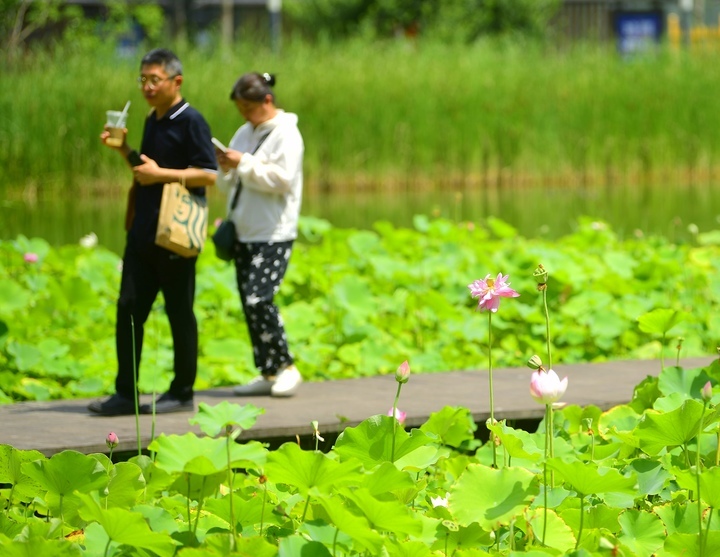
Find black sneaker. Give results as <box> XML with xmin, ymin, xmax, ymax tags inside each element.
<box><xmin>141</xmin><ymin>392</ymin><xmax>194</xmax><ymax>414</ymax></box>
<box><xmin>88</xmin><ymin>393</ymin><xmax>138</xmax><ymax>416</ymax></box>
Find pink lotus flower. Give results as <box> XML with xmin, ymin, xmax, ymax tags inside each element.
<box><xmin>106</xmin><ymin>432</ymin><xmax>119</xmax><ymax>449</ymax></box>
<box><xmin>23</xmin><ymin>252</ymin><xmax>38</xmax><ymax>264</ymax></box>
<box><xmin>468</xmin><ymin>273</ymin><xmax>520</xmax><ymax>312</ymax></box>
<box><xmin>395</xmin><ymin>360</ymin><xmax>410</xmax><ymax>384</ymax></box>
<box><xmin>530</xmin><ymin>369</ymin><xmax>568</xmax><ymax>404</ymax></box>
<box><xmin>388</xmin><ymin>407</ymin><xmax>407</xmax><ymax>425</ymax></box>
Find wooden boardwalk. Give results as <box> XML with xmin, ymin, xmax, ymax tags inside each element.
<box><xmin>0</xmin><ymin>357</ymin><xmax>713</xmax><ymax>456</ymax></box>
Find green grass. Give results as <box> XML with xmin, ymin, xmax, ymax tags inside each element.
<box><xmin>2</xmin><ymin>38</ymin><xmax>720</xmax><ymax>193</ymax></box>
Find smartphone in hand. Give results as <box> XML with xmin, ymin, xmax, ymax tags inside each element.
<box><xmin>127</xmin><ymin>151</ymin><xmax>143</xmax><ymax>166</ymax></box>
<box><xmin>212</xmin><ymin>137</ymin><xmax>228</xmax><ymax>153</ymax></box>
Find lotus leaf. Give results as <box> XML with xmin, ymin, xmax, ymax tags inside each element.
<box><xmin>450</xmin><ymin>464</ymin><xmax>538</xmax><ymax>530</ymax></box>
<box><xmin>149</xmin><ymin>433</ymin><xmax>267</xmax><ymax>475</ymax></box>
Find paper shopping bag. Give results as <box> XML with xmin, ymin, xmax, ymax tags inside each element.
<box><xmin>155</xmin><ymin>181</ymin><xmax>208</xmax><ymax>258</ymax></box>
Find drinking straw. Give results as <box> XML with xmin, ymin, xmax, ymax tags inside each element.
<box><xmin>118</xmin><ymin>100</ymin><xmax>131</xmax><ymax>127</ymax></box>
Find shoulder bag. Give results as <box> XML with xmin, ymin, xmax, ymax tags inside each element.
<box><xmin>212</xmin><ymin>131</ymin><xmax>272</xmax><ymax>261</ymax></box>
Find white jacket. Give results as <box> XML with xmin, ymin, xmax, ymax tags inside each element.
<box><xmin>217</xmin><ymin>110</ymin><xmax>304</xmax><ymax>242</ymax></box>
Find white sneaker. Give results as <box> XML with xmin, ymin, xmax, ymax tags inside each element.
<box><xmin>233</xmin><ymin>375</ymin><xmax>274</xmax><ymax>396</ymax></box>
<box><xmin>271</xmin><ymin>365</ymin><xmax>302</xmax><ymax>397</ymax></box>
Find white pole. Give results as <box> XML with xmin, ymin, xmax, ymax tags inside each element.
<box><xmin>222</xmin><ymin>0</ymin><xmax>234</xmax><ymax>48</ymax></box>
<box><xmin>267</xmin><ymin>0</ymin><xmax>282</xmax><ymax>53</ymax></box>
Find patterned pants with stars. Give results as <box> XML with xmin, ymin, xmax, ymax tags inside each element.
<box><xmin>234</xmin><ymin>240</ymin><xmax>294</xmax><ymax>376</ymax></box>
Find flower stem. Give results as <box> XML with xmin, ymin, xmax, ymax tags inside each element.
<box><xmin>186</xmin><ymin>474</ymin><xmax>192</xmax><ymax>531</ymax></box>
<box><xmin>226</xmin><ymin>435</ymin><xmax>236</xmax><ymax>544</ymax></box>
<box><xmin>704</xmin><ymin>508</ymin><xmax>714</xmax><ymax>556</ymax></box>
<box><xmin>548</xmin><ymin>405</ymin><xmax>554</xmax><ymax>460</ymax></box>
<box><xmin>697</xmin><ymin>400</ymin><xmax>707</xmax><ymax>557</ymax></box>
<box><xmin>660</xmin><ymin>333</ymin><xmax>666</xmax><ymax>372</ymax></box>
<box><xmin>391</xmin><ymin>382</ymin><xmax>402</xmax><ymax>463</ymax></box>
<box><xmin>542</xmin><ymin>404</ymin><xmax>549</xmax><ymax>546</ymax></box>
<box><xmin>575</xmin><ymin>495</ymin><xmax>585</xmax><ymax>549</ymax></box>
<box><xmin>260</xmin><ymin>481</ymin><xmax>267</xmax><ymax>536</ymax></box>
<box><xmin>542</xmin><ymin>289</ymin><xmax>552</xmax><ymax>369</ymax></box>
<box><xmin>194</xmin><ymin>477</ymin><xmax>206</xmax><ymax>534</ymax></box>
<box><xmin>130</xmin><ymin>315</ymin><xmax>141</xmax><ymax>457</ymax></box>
<box><xmin>488</xmin><ymin>312</ymin><xmax>496</xmax><ymax>468</ymax></box>
<box><xmin>301</xmin><ymin>496</ymin><xmax>311</xmax><ymax>523</ymax></box>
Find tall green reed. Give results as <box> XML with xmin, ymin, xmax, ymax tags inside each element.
<box><xmin>4</xmin><ymin>38</ymin><xmax>720</xmax><ymax>193</ymax></box>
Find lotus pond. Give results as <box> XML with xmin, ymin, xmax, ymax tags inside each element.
<box><xmin>4</xmin><ymin>214</ymin><xmax>720</xmax><ymax>554</ymax></box>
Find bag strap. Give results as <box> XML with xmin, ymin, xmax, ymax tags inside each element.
<box><xmin>227</xmin><ymin>131</ymin><xmax>273</xmax><ymax>214</ymax></box>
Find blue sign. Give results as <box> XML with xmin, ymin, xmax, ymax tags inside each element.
<box><xmin>613</xmin><ymin>11</ymin><xmax>664</xmax><ymax>55</ymax></box>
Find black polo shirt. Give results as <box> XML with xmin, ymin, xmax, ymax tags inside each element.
<box><xmin>131</xmin><ymin>98</ymin><xmax>217</xmax><ymax>244</ymax></box>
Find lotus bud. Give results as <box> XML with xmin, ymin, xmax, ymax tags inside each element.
<box><xmin>530</xmin><ymin>369</ymin><xmax>568</xmax><ymax>405</ymax></box>
<box><xmin>106</xmin><ymin>432</ymin><xmax>119</xmax><ymax>449</ymax></box>
<box><xmin>395</xmin><ymin>360</ymin><xmax>410</xmax><ymax>384</ymax></box>
<box><xmin>702</xmin><ymin>381</ymin><xmax>713</xmax><ymax>402</ymax></box>
<box><xmin>311</xmin><ymin>420</ymin><xmax>324</xmax><ymax>442</ymax></box>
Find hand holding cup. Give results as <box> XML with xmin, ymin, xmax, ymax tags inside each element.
<box><xmin>104</xmin><ymin>110</ymin><xmax>128</xmax><ymax>148</ymax></box>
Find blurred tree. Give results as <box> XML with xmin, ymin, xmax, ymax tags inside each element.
<box><xmin>1</xmin><ymin>0</ymin><xmax>165</xmax><ymax>57</ymax></box>
<box><xmin>284</xmin><ymin>0</ymin><xmax>560</xmax><ymax>42</ymax></box>
<box><xmin>1</xmin><ymin>0</ymin><xmax>64</xmax><ymax>55</ymax></box>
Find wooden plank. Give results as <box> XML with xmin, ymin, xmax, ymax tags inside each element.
<box><xmin>0</xmin><ymin>357</ymin><xmax>712</xmax><ymax>456</ymax></box>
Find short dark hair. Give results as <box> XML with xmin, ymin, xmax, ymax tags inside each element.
<box><xmin>140</xmin><ymin>48</ymin><xmax>183</xmax><ymax>76</ymax></box>
<box><xmin>230</xmin><ymin>72</ymin><xmax>276</xmax><ymax>102</ymax></box>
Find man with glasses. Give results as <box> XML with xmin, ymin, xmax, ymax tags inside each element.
<box><xmin>89</xmin><ymin>48</ymin><xmax>217</xmax><ymax>415</ymax></box>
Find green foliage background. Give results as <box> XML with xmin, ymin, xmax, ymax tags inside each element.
<box><xmin>2</xmin><ymin>2</ymin><xmax>720</xmax><ymax>194</ymax></box>
<box><xmin>283</xmin><ymin>0</ymin><xmax>560</xmax><ymax>41</ymax></box>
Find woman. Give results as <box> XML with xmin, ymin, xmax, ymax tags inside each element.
<box><xmin>215</xmin><ymin>72</ymin><xmax>304</xmax><ymax>397</ymax></box>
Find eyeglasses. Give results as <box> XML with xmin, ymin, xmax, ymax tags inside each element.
<box><xmin>136</xmin><ymin>75</ymin><xmax>175</xmax><ymax>90</ymax></box>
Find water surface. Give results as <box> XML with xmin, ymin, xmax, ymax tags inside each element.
<box><xmin>2</xmin><ymin>181</ymin><xmax>716</xmax><ymax>254</ymax></box>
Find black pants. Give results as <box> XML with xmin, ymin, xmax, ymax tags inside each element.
<box><xmin>235</xmin><ymin>240</ymin><xmax>294</xmax><ymax>376</ymax></box>
<box><xmin>115</xmin><ymin>235</ymin><xmax>197</xmax><ymax>400</ymax></box>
